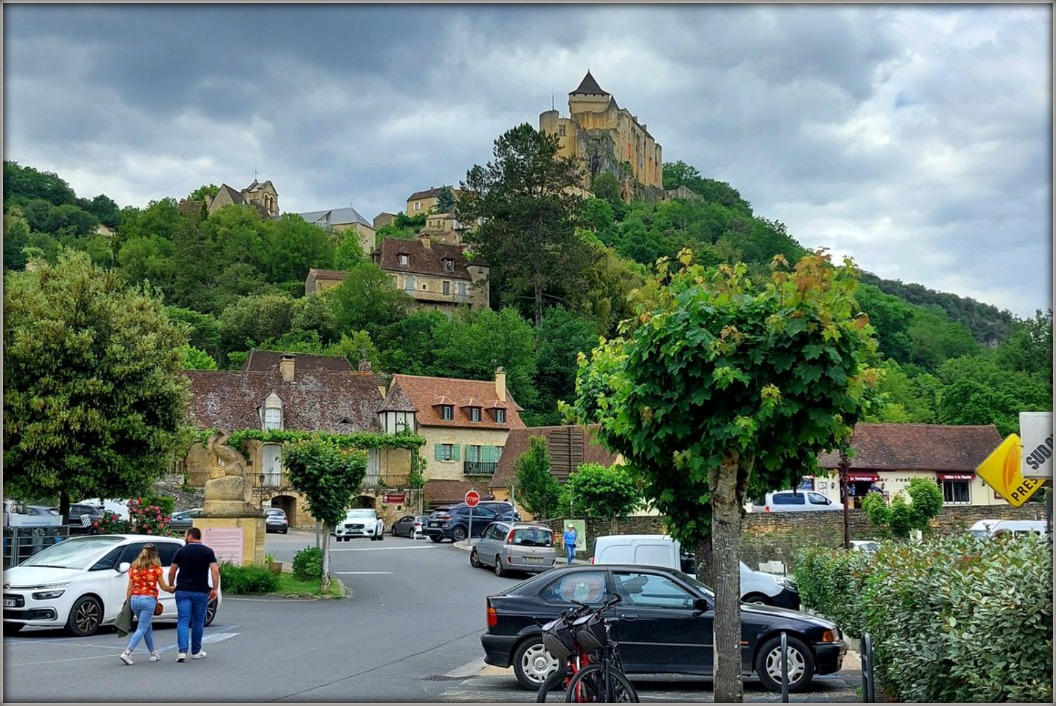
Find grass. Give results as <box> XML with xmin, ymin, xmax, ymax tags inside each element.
<box><xmin>272</xmin><ymin>571</ymin><xmax>345</xmax><ymax>598</ymax></box>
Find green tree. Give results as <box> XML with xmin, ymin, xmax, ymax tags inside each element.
<box><xmin>3</xmin><ymin>207</ymin><xmax>32</xmax><ymax>271</ymax></box>
<box><xmin>514</xmin><ymin>436</ymin><xmax>562</xmax><ymax>520</ymax></box>
<box><xmin>331</xmin><ymin>262</ymin><xmax>412</xmax><ymax>337</ymax></box>
<box><xmin>3</xmin><ymin>250</ymin><xmax>190</xmax><ymax>520</ymax></box>
<box><xmin>459</xmin><ymin>123</ymin><xmax>592</xmax><ymax>326</ymax></box>
<box><xmin>282</xmin><ymin>439</ymin><xmax>367</xmax><ymax>591</ymax></box>
<box><xmin>3</xmin><ymin>160</ymin><xmax>77</xmax><ymax>206</ymax></box>
<box><xmin>563</xmin><ymin>462</ymin><xmax>640</xmax><ymax>534</ymax></box>
<box><xmin>434</xmin><ymin>186</ymin><xmax>456</xmax><ymax>213</ymax></box>
<box><xmin>264</xmin><ymin>214</ymin><xmax>336</xmax><ymax>286</ymax></box>
<box><xmin>860</xmin><ymin>478</ymin><xmax>943</xmax><ymax>539</ymax></box>
<box><xmin>218</xmin><ymin>293</ymin><xmax>299</xmax><ymax>356</ymax></box>
<box><xmin>533</xmin><ymin>306</ymin><xmax>599</xmax><ymax>425</ymax></box>
<box><xmin>591</xmin><ymin>172</ymin><xmax>622</xmax><ymax>204</ymax></box>
<box><xmin>569</xmin><ymin>250</ymin><xmax>878</xmax><ymax>702</ymax></box>
<box><xmin>188</xmin><ymin>184</ymin><xmax>220</xmax><ymax>202</ymax></box>
<box><xmin>182</xmin><ymin>345</ymin><xmax>219</xmax><ymax>370</ymax></box>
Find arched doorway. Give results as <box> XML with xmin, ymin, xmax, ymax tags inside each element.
<box><xmin>352</xmin><ymin>495</ymin><xmax>376</xmax><ymax>511</ymax></box>
<box><xmin>270</xmin><ymin>495</ymin><xmax>297</xmax><ymax>525</ymax></box>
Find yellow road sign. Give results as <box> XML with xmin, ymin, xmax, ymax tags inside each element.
<box><xmin>975</xmin><ymin>434</ymin><xmax>1046</xmax><ymax>507</ymax></box>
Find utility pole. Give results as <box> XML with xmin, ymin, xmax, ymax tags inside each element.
<box><xmin>838</xmin><ymin>445</ymin><xmax>852</xmax><ymax>550</ymax></box>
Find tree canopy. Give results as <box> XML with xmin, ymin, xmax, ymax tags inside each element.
<box><xmin>513</xmin><ymin>435</ymin><xmax>562</xmax><ymax>521</ymax></box>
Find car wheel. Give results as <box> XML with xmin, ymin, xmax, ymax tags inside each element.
<box><xmin>205</xmin><ymin>598</ymin><xmax>218</xmax><ymax>627</ymax></box>
<box><xmin>379</xmin><ymin>530</ymin><xmax>384</xmax><ymax>542</ymax></box>
<box><xmin>742</xmin><ymin>593</ymin><xmax>773</xmax><ymax>606</ymax></box>
<box><xmin>513</xmin><ymin>635</ymin><xmax>559</xmax><ymax>690</ymax></box>
<box><xmin>452</xmin><ymin>526</ymin><xmax>467</xmax><ymax>543</ymax></box>
<box><xmin>469</xmin><ymin>549</ymin><xmax>482</xmax><ymax>568</ymax></box>
<box><xmin>282</xmin><ymin>528</ymin><xmax>288</xmax><ymax>534</ymax></box>
<box><xmin>755</xmin><ymin>635</ymin><xmax>815</xmax><ymax>693</ymax></box>
<box><xmin>494</xmin><ymin>555</ymin><xmax>506</xmax><ymax>577</ymax></box>
<box><xmin>64</xmin><ymin>595</ymin><xmax>103</xmax><ymax>637</ymax></box>
<box><xmin>429</xmin><ymin>535</ymin><xmax>441</xmax><ymax>543</ymax></box>
<box><xmin>3</xmin><ymin>622</ymin><xmax>25</xmax><ymax>635</ymax></box>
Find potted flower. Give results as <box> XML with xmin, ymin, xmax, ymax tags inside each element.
<box><xmin>264</xmin><ymin>553</ymin><xmax>283</xmax><ymax>574</ymax></box>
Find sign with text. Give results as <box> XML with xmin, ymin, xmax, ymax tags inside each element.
<box><xmin>383</xmin><ymin>493</ymin><xmax>406</xmax><ymax>504</ymax></box>
<box><xmin>202</xmin><ymin>527</ymin><xmax>245</xmax><ymax>565</ymax></box>
<box><xmin>1020</xmin><ymin>412</ymin><xmax>1053</xmax><ymax>479</ymax></box>
<box><xmin>464</xmin><ymin>490</ymin><xmax>480</xmax><ymax>508</ymax></box>
<box><xmin>975</xmin><ymin>434</ymin><xmax>1045</xmax><ymax>507</ymax></box>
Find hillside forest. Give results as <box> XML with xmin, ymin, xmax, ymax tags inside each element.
<box><xmin>3</xmin><ymin>152</ymin><xmax>1051</xmax><ymax>434</ymax></box>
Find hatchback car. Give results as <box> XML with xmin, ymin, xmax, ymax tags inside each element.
<box><xmin>481</xmin><ymin>563</ymin><xmax>845</xmax><ymax>692</ymax></box>
<box><xmin>169</xmin><ymin>508</ymin><xmax>202</xmax><ymax>532</ymax></box>
<box><xmin>390</xmin><ymin>515</ymin><xmax>428</xmax><ymax>538</ymax></box>
<box><xmin>3</xmin><ymin>534</ymin><xmax>221</xmax><ymax>637</ymax></box>
<box><xmin>423</xmin><ymin>503</ymin><xmax>511</xmax><ymax>543</ymax></box>
<box><xmin>471</xmin><ymin>521</ymin><xmax>556</xmax><ymax>576</ymax></box>
<box><xmin>264</xmin><ymin>508</ymin><xmax>289</xmax><ymax>534</ymax></box>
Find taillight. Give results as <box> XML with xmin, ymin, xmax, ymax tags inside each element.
<box><xmin>506</xmin><ymin>530</ymin><xmax>516</xmax><ymax>544</ymax></box>
<box><xmin>486</xmin><ymin>604</ymin><xmax>498</xmax><ymax>628</ymax></box>
<box><xmin>590</xmin><ymin>557</ymin><xmax>595</xmax><ymax>564</ymax></box>
<box><xmin>439</xmin><ymin>514</ymin><xmax>451</xmax><ymax>521</ymax></box>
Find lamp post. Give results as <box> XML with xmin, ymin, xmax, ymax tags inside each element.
<box><xmin>257</xmin><ymin>473</ymin><xmax>267</xmax><ymax>511</ymax></box>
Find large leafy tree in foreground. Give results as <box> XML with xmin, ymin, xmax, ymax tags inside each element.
<box><xmin>3</xmin><ymin>250</ymin><xmax>190</xmax><ymax>519</ymax></box>
<box><xmin>569</xmin><ymin>250</ymin><xmax>879</xmax><ymax>701</ymax></box>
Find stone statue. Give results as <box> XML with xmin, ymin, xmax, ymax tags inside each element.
<box><xmin>202</xmin><ymin>430</ymin><xmax>258</xmax><ymax>517</ymax></box>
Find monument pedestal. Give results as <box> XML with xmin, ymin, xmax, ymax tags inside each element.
<box><xmin>193</xmin><ymin>516</ymin><xmax>265</xmax><ymax>566</ymax></box>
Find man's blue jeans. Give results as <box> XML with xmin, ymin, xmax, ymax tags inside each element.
<box><xmin>175</xmin><ymin>590</ymin><xmax>210</xmax><ymax>655</ymax></box>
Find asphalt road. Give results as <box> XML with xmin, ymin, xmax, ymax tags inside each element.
<box><xmin>2</xmin><ymin>530</ymin><xmax>863</xmax><ymax>703</ymax></box>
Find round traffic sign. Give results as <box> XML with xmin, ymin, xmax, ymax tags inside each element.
<box><xmin>465</xmin><ymin>490</ymin><xmax>480</xmax><ymax>507</ymax></box>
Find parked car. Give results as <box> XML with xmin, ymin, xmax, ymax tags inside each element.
<box><xmin>481</xmin><ymin>563</ymin><xmax>845</xmax><ymax>692</ymax></box>
<box><xmin>750</xmin><ymin>490</ymin><xmax>842</xmax><ymax>513</ymax></box>
<box><xmin>61</xmin><ymin>504</ymin><xmax>106</xmax><ymax>533</ymax></box>
<box><xmin>423</xmin><ymin>503</ymin><xmax>512</xmax><ymax>543</ymax></box>
<box><xmin>470</xmin><ymin>521</ymin><xmax>557</xmax><ymax>576</ymax></box>
<box><xmin>169</xmin><ymin>508</ymin><xmax>202</xmax><ymax>532</ymax></box>
<box><xmin>3</xmin><ymin>534</ymin><xmax>221</xmax><ymax>637</ymax></box>
<box><xmin>23</xmin><ymin>506</ymin><xmax>59</xmax><ymax>517</ymax></box>
<box><xmin>850</xmin><ymin>540</ymin><xmax>881</xmax><ymax>553</ymax></box>
<box><xmin>264</xmin><ymin>508</ymin><xmax>289</xmax><ymax>534</ymax></box>
<box><xmin>476</xmin><ymin>501</ymin><xmax>521</xmax><ymax>521</ymax></box>
<box><xmin>390</xmin><ymin>515</ymin><xmax>427</xmax><ymax>538</ymax></box>
<box><xmin>969</xmin><ymin>519</ymin><xmax>1047</xmax><ymax>539</ymax></box>
<box><xmin>334</xmin><ymin>508</ymin><xmax>384</xmax><ymax>541</ymax></box>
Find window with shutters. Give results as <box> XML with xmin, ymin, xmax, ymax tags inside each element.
<box><xmin>436</xmin><ymin>443</ymin><xmax>457</xmax><ymax>461</ymax></box>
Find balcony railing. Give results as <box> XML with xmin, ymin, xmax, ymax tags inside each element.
<box><xmin>464</xmin><ymin>461</ymin><xmax>497</xmax><ymax>476</ymax></box>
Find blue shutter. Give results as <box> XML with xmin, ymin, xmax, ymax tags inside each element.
<box><xmin>434</xmin><ymin>444</ymin><xmax>442</xmax><ymax>461</ymax></box>
<box><xmin>453</xmin><ymin>444</ymin><xmax>461</xmax><ymax>461</ymax></box>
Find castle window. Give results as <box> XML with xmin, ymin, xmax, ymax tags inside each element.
<box><xmin>399</xmin><ymin>253</ymin><xmax>409</xmax><ymax>266</ymax></box>
<box><xmin>558</xmin><ymin>125</ymin><xmax>566</xmax><ymax>137</ymax></box>
<box><xmin>443</xmin><ymin>280</ymin><xmax>451</xmax><ymax>295</ymax></box>
<box><xmin>413</xmin><ymin>201</ymin><xmax>421</xmax><ymax>211</ymax></box>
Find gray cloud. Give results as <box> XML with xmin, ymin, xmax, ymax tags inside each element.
<box><xmin>3</xmin><ymin>3</ymin><xmax>1050</xmax><ymax>318</ymax></box>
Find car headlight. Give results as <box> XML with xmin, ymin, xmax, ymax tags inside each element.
<box><xmin>773</xmin><ymin>576</ymin><xmax>797</xmax><ymax>590</ymax></box>
<box><xmin>30</xmin><ymin>582</ymin><xmax>70</xmax><ymax>591</ymax></box>
<box><xmin>32</xmin><ymin>589</ymin><xmax>66</xmax><ymax>599</ymax></box>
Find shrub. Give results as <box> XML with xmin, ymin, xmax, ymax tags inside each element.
<box><xmin>138</xmin><ymin>495</ymin><xmax>175</xmax><ymax>516</ymax></box>
<box><xmin>218</xmin><ymin>562</ymin><xmax>279</xmax><ymax>594</ymax></box>
<box><xmin>292</xmin><ymin>546</ymin><xmax>323</xmax><ymax>582</ymax></box>
<box><xmin>796</xmin><ymin>535</ymin><xmax>1052</xmax><ymax>702</ymax></box>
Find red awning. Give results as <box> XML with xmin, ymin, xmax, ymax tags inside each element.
<box><xmin>938</xmin><ymin>473</ymin><xmax>974</xmax><ymax>482</ymax></box>
<box><xmin>847</xmin><ymin>472</ymin><xmax>880</xmax><ymax>483</ymax></box>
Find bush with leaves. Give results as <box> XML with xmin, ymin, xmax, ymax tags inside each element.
<box><xmin>218</xmin><ymin>562</ymin><xmax>280</xmax><ymax>594</ymax></box>
<box><xmin>861</xmin><ymin>477</ymin><xmax>943</xmax><ymax>539</ymax></box>
<box><xmin>292</xmin><ymin>546</ymin><xmax>323</xmax><ymax>582</ymax></box>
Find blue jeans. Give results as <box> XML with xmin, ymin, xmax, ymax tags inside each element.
<box><xmin>175</xmin><ymin>590</ymin><xmax>209</xmax><ymax>655</ymax></box>
<box><xmin>126</xmin><ymin>595</ymin><xmax>157</xmax><ymax>653</ymax></box>
<box><xmin>566</xmin><ymin>544</ymin><xmax>576</xmax><ymax>565</ymax></box>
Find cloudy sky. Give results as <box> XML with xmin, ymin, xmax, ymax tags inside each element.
<box><xmin>3</xmin><ymin>3</ymin><xmax>1051</xmax><ymax>318</ymax></box>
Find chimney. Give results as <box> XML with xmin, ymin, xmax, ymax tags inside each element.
<box><xmin>358</xmin><ymin>358</ymin><xmax>372</xmax><ymax>372</ymax></box>
<box><xmin>279</xmin><ymin>354</ymin><xmax>295</xmax><ymax>382</ymax></box>
<box><xmin>495</xmin><ymin>366</ymin><xmax>506</xmax><ymax>402</ymax></box>
<box><xmin>422</xmin><ymin>236</ymin><xmax>432</xmax><ymax>249</ymax></box>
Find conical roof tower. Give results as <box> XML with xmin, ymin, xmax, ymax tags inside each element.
<box><xmin>570</xmin><ymin>70</ymin><xmax>609</xmax><ymax>97</ymax></box>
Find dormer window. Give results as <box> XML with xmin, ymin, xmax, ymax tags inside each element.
<box><xmin>441</xmin><ymin>405</ymin><xmax>454</xmax><ymax>421</ymax></box>
<box><xmin>399</xmin><ymin>253</ymin><xmax>409</xmax><ymax>266</ymax></box>
<box><xmin>444</xmin><ymin>259</ymin><xmax>455</xmax><ymax>272</ymax></box>
<box><xmin>260</xmin><ymin>392</ymin><xmax>284</xmax><ymax>431</ymax></box>
<box><xmin>469</xmin><ymin>407</ymin><xmax>481</xmax><ymax>423</ymax></box>
<box><xmin>494</xmin><ymin>409</ymin><xmax>506</xmax><ymax>424</ymax></box>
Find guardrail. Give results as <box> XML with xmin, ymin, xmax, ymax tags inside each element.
<box><xmin>2</xmin><ymin>525</ymin><xmax>72</xmax><ymax>568</ymax></box>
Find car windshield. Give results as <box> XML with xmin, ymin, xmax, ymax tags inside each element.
<box><xmin>345</xmin><ymin>510</ymin><xmax>375</xmax><ymax>518</ymax></box>
<box><xmin>19</xmin><ymin>536</ymin><xmax>125</xmax><ymax>569</ymax></box>
<box><xmin>266</xmin><ymin>509</ymin><xmax>284</xmax><ymax>515</ymax></box>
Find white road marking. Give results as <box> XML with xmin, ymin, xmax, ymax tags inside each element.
<box><xmin>445</xmin><ymin>657</ymin><xmax>493</xmax><ymax>678</ymax></box>
<box><xmin>4</xmin><ymin>632</ymin><xmax>240</xmax><ymax>666</ymax></box>
<box><xmin>327</xmin><ymin>544</ymin><xmax>440</xmax><ymax>551</ymax></box>
<box><xmin>332</xmin><ymin>571</ymin><xmax>393</xmax><ymax>575</ymax></box>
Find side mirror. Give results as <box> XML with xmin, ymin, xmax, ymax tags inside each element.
<box><xmin>693</xmin><ymin>597</ymin><xmax>711</xmax><ymax>614</ymax></box>
<box><xmin>117</xmin><ymin>562</ymin><xmax>131</xmax><ymax>574</ymax></box>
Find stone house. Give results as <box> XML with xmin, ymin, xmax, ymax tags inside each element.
<box><xmin>208</xmin><ymin>179</ymin><xmax>279</xmax><ymax>218</ymax></box>
<box><xmin>373</xmin><ymin>212</ymin><xmax>398</xmax><ymax>230</ymax></box>
<box><xmin>296</xmin><ymin>205</ymin><xmax>376</xmax><ymax>256</ymax></box>
<box><xmin>813</xmin><ymin>423</ymin><xmax>1009</xmax><ymax>508</ymax></box>
<box><xmin>379</xmin><ymin>369</ymin><xmax>525</xmax><ymax>506</ymax></box>
<box><xmin>405</xmin><ymin>186</ymin><xmax>463</xmax><ymax>216</ymax></box>
<box><xmin>374</xmin><ymin>235</ymin><xmax>490</xmax><ymax>313</ymax></box>
<box><xmin>304</xmin><ymin>268</ymin><xmax>350</xmax><ymax>296</ymax></box>
<box><xmin>181</xmin><ymin>352</ymin><xmax>413</xmax><ymax>528</ymax></box>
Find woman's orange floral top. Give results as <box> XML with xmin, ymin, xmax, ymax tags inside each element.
<box><xmin>129</xmin><ymin>565</ymin><xmax>163</xmax><ymax>598</ymax></box>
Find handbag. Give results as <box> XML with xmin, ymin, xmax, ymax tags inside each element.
<box><xmin>154</xmin><ymin>599</ymin><xmax>164</xmax><ymax>616</ymax></box>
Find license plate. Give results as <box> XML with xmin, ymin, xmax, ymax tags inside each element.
<box><xmin>4</xmin><ymin>598</ymin><xmax>17</xmax><ymax>607</ymax></box>
<box><xmin>429</xmin><ymin>522</ymin><xmax>439</xmax><ymax>528</ymax></box>
<box><xmin>524</xmin><ymin>557</ymin><xmax>543</xmax><ymax>563</ymax></box>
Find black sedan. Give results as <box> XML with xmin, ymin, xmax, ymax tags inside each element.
<box><xmin>480</xmin><ymin>564</ymin><xmax>846</xmax><ymax>692</ymax></box>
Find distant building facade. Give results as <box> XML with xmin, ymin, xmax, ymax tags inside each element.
<box><xmin>296</xmin><ymin>206</ymin><xmax>376</xmax><ymax>256</ymax></box>
<box><xmin>373</xmin><ymin>235</ymin><xmax>490</xmax><ymax>313</ymax></box>
<box><xmin>208</xmin><ymin>179</ymin><xmax>279</xmax><ymax>218</ymax></box>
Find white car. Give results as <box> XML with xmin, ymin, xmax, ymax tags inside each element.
<box><xmin>3</xmin><ymin>534</ymin><xmax>221</xmax><ymax>637</ymax></box>
<box><xmin>334</xmin><ymin>509</ymin><xmax>384</xmax><ymax>542</ymax></box>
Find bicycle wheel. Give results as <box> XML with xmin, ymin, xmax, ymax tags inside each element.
<box><xmin>536</xmin><ymin>667</ymin><xmax>573</xmax><ymax>702</ymax></box>
<box><xmin>564</xmin><ymin>664</ymin><xmax>639</xmax><ymax>703</ymax></box>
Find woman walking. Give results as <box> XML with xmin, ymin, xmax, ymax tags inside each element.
<box><xmin>119</xmin><ymin>544</ymin><xmax>173</xmax><ymax>665</ymax></box>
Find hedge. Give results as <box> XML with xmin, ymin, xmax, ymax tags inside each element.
<box><xmin>794</xmin><ymin>535</ymin><xmax>1052</xmax><ymax>702</ymax></box>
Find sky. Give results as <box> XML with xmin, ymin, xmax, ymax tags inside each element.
<box><xmin>2</xmin><ymin>3</ymin><xmax>1052</xmax><ymax>319</ymax></box>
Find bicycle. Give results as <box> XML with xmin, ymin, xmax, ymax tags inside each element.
<box><xmin>536</xmin><ymin>601</ymin><xmax>594</xmax><ymax>702</ymax></box>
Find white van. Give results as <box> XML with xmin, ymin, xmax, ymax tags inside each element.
<box><xmin>591</xmin><ymin>534</ymin><xmax>800</xmax><ymax>608</ymax></box>
<box><xmin>750</xmin><ymin>490</ymin><xmax>842</xmax><ymax>513</ymax></box>
<box><xmin>969</xmin><ymin>519</ymin><xmax>1047</xmax><ymax>539</ymax></box>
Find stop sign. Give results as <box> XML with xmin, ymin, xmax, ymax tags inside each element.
<box><xmin>465</xmin><ymin>490</ymin><xmax>480</xmax><ymax>507</ymax></box>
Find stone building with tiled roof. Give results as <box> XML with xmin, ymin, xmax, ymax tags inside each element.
<box><xmin>405</xmin><ymin>186</ymin><xmax>464</xmax><ymax>216</ymax></box>
<box><xmin>379</xmin><ymin>368</ymin><xmax>524</xmax><ymax>505</ymax></box>
<box><xmin>180</xmin><ymin>353</ymin><xmax>413</xmax><ymax>527</ymax></box>
<box><xmin>207</xmin><ymin>179</ymin><xmax>279</xmax><ymax>218</ymax></box>
<box><xmin>373</xmin><ymin>235</ymin><xmax>490</xmax><ymax>313</ymax></box>
<box><xmin>304</xmin><ymin>268</ymin><xmax>351</xmax><ymax>296</ymax></box>
<box><xmin>296</xmin><ymin>205</ymin><xmax>376</xmax><ymax>255</ymax></box>
<box><xmin>812</xmin><ymin>423</ymin><xmax>1008</xmax><ymax>508</ymax></box>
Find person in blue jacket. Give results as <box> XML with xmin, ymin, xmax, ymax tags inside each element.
<box><xmin>562</xmin><ymin>524</ymin><xmax>578</xmax><ymax>565</ymax></box>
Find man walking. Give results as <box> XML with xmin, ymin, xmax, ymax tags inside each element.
<box><xmin>168</xmin><ymin>527</ymin><xmax>220</xmax><ymax>662</ymax></box>
<box><xmin>562</xmin><ymin>523</ymin><xmax>578</xmax><ymax>566</ymax></box>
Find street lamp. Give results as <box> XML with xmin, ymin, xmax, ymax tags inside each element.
<box><xmin>257</xmin><ymin>473</ymin><xmax>267</xmax><ymax>511</ymax></box>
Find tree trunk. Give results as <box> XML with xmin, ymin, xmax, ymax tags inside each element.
<box><xmin>320</xmin><ymin>525</ymin><xmax>331</xmax><ymax>592</ymax></box>
<box><xmin>711</xmin><ymin>451</ymin><xmax>743</xmax><ymax>703</ymax></box>
<box><xmin>59</xmin><ymin>491</ymin><xmax>70</xmax><ymax>525</ymax></box>
<box><xmin>695</xmin><ymin>534</ymin><xmax>714</xmax><ymax>587</ymax></box>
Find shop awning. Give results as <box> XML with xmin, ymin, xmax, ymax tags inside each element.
<box><xmin>937</xmin><ymin>473</ymin><xmax>974</xmax><ymax>482</ymax></box>
<box><xmin>847</xmin><ymin>472</ymin><xmax>880</xmax><ymax>483</ymax></box>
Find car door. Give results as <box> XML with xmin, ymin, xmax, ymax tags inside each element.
<box><xmin>154</xmin><ymin>542</ymin><xmax>180</xmax><ymax>617</ymax></box>
<box><xmin>464</xmin><ymin>506</ymin><xmax>497</xmax><ymax>537</ymax></box>
<box><xmin>106</xmin><ymin>541</ymin><xmax>149</xmax><ymax>620</ymax></box>
<box><xmin>609</xmin><ymin>569</ymin><xmax>713</xmax><ymax>675</ymax></box>
<box><xmin>476</xmin><ymin>522</ymin><xmax>505</xmax><ymax>566</ymax></box>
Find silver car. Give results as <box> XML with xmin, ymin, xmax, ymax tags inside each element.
<box><xmin>470</xmin><ymin>521</ymin><xmax>556</xmax><ymax>577</ymax></box>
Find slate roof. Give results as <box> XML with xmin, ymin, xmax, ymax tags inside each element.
<box><xmin>186</xmin><ymin>369</ymin><xmax>382</xmax><ymax>433</ymax></box>
<box><xmin>571</xmin><ymin>70</ymin><xmax>608</xmax><ymax>96</ymax></box>
<box><xmin>424</xmin><ymin>479</ymin><xmax>496</xmax><ymax>505</ymax></box>
<box><xmin>377</xmin><ymin>383</ymin><xmax>417</xmax><ymax>413</ymax></box>
<box><xmin>490</xmin><ymin>425</ymin><xmax>619</xmax><ymax>489</ymax></box>
<box><xmin>816</xmin><ymin>423</ymin><xmax>1003</xmax><ymax>472</ymax></box>
<box><xmin>387</xmin><ymin>374</ymin><xmax>526</xmax><ymax>429</ymax></box>
<box><xmin>406</xmin><ymin>186</ymin><xmax>463</xmax><ymax>202</ymax></box>
<box><xmin>241</xmin><ymin>350</ymin><xmax>353</xmax><ymax>372</ymax></box>
<box><xmin>214</xmin><ymin>184</ymin><xmax>244</xmax><ymax>205</ymax></box>
<box><xmin>375</xmin><ymin>237</ymin><xmax>480</xmax><ymax>280</ymax></box>
<box><xmin>298</xmin><ymin>206</ymin><xmax>372</xmax><ymax>229</ymax></box>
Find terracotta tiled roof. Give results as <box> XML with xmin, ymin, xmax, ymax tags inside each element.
<box><xmin>307</xmin><ymin>268</ymin><xmax>350</xmax><ymax>281</ymax></box>
<box><xmin>406</xmin><ymin>186</ymin><xmax>463</xmax><ymax>202</ymax></box>
<box><xmin>817</xmin><ymin>423</ymin><xmax>1003</xmax><ymax>472</ymax></box>
<box><xmin>375</xmin><ymin>237</ymin><xmax>477</xmax><ymax>280</ymax></box>
<box><xmin>490</xmin><ymin>425</ymin><xmax>618</xmax><ymax>489</ymax></box>
<box><xmin>186</xmin><ymin>369</ymin><xmax>382</xmax><ymax>433</ymax></box>
<box><xmin>424</xmin><ymin>479</ymin><xmax>495</xmax><ymax>505</ymax></box>
<box><xmin>241</xmin><ymin>350</ymin><xmax>353</xmax><ymax>372</ymax></box>
<box><xmin>389</xmin><ymin>374</ymin><xmax>526</xmax><ymax>429</ymax></box>
<box><xmin>571</xmin><ymin>70</ymin><xmax>608</xmax><ymax>96</ymax></box>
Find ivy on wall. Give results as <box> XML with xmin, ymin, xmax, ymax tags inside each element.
<box><xmin>192</xmin><ymin>428</ymin><xmax>426</xmax><ymax>453</ymax></box>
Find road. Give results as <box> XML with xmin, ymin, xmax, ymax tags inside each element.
<box><xmin>2</xmin><ymin>530</ymin><xmax>862</xmax><ymax>702</ymax></box>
